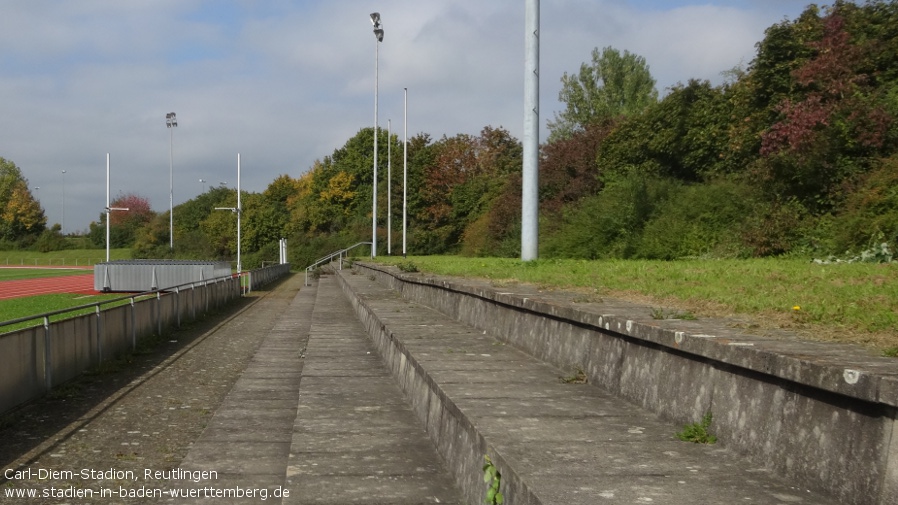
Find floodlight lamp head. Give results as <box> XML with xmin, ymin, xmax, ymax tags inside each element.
<box><xmin>370</xmin><ymin>12</ymin><xmax>380</xmax><ymax>26</ymax></box>
<box><xmin>374</xmin><ymin>28</ymin><xmax>384</xmax><ymax>42</ymax></box>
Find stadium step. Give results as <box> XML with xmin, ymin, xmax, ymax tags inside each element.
<box><xmin>335</xmin><ymin>266</ymin><xmax>843</xmax><ymax>505</ymax></box>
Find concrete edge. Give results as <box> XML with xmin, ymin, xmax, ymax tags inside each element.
<box><xmin>358</xmin><ymin>262</ymin><xmax>898</xmax><ymax>408</ymax></box>
<box><xmin>350</xmin><ymin>261</ymin><xmax>898</xmax><ymax>505</ymax></box>
<box><xmin>336</xmin><ymin>271</ymin><xmax>543</xmax><ymax>505</ymax></box>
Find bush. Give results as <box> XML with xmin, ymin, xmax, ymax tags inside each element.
<box><xmin>740</xmin><ymin>198</ymin><xmax>812</xmax><ymax>257</ymax></box>
<box><xmin>542</xmin><ymin>172</ymin><xmax>680</xmax><ymax>259</ymax></box>
<box><xmin>638</xmin><ymin>179</ymin><xmax>756</xmax><ymax>259</ymax></box>
<box><xmin>828</xmin><ymin>157</ymin><xmax>898</xmax><ymax>255</ymax></box>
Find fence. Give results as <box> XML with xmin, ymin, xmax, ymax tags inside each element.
<box><xmin>2</xmin><ymin>257</ymin><xmax>105</xmax><ymax>267</ymax></box>
<box><xmin>0</xmin><ymin>263</ymin><xmax>291</xmax><ymax>416</ymax></box>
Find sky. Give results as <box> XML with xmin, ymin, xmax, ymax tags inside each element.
<box><xmin>0</xmin><ymin>0</ymin><xmax>815</xmax><ymax>234</ymax></box>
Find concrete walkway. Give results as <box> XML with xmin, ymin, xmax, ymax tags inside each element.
<box><xmin>136</xmin><ymin>264</ymin><xmax>848</xmax><ymax>505</ymax></box>
<box><xmin>170</xmin><ymin>275</ymin><xmax>463</xmax><ymax>504</ymax></box>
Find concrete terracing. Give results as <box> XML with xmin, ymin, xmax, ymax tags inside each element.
<box><xmin>169</xmin><ymin>274</ymin><xmax>464</xmax><ymax>504</ymax></box>
<box><xmin>4</xmin><ymin>264</ymin><xmax>891</xmax><ymax>504</ymax></box>
<box><xmin>337</xmin><ymin>266</ymin><xmax>851</xmax><ymax>505</ymax></box>
<box><xmin>342</xmin><ymin>261</ymin><xmax>897</xmax><ymax>505</ymax></box>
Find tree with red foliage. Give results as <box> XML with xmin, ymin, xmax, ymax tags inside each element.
<box><xmin>89</xmin><ymin>192</ymin><xmax>156</xmax><ymax>248</ymax></box>
<box><xmin>760</xmin><ymin>9</ymin><xmax>893</xmax><ymax>210</ymax></box>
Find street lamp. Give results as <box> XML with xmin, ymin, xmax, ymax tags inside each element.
<box><xmin>199</xmin><ymin>179</ymin><xmax>206</xmax><ymax>193</ymax></box>
<box><xmin>61</xmin><ymin>170</ymin><xmax>66</xmax><ymax>235</ymax></box>
<box><xmin>166</xmin><ymin>112</ymin><xmax>177</xmax><ymax>249</ymax></box>
<box><xmin>370</xmin><ymin>12</ymin><xmax>384</xmax><ymax>257</ymax></box>
<box><xmin>387</xmin><ymin>119</ymin><xmax>393</xmax><ymax>256</ymax></box>
<box><xmin>403</xmin><ymin>87</ymin><xmax>408</xmax><ymax>257</ymax></box>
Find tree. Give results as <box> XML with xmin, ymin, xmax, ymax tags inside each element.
<box><xmin>548</xmin><ymin>46</ymin><xmax>658</xmax><ymax>142</ymax></box>
<box><xmin>759</xmin><ymin>8</ymin><xmax>894</xmax><ymax>210</ymax></box>
<box><xmin>0</xmin><ymin>157</ymin><xmax>46</xmax><ymax>242</ymax></box>
<box><xmin>89</xmin><ymin>192</ymin><xmax>155</xmax><ymax>248</ymax></box>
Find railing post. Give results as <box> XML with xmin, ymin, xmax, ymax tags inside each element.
<box><xmin>96</xmin><ymin>305</ymin><xmax>103</xmax><ymax>364</ymax></box>
<box><xmin>43</xmin><ymin>316</ymin><xmax>52</xmax><ymax>390</ymax></box>
<box><xmin>130</xmin><ymin>297</ymin><xmax>136</xmax><ymax>351</ymax></box>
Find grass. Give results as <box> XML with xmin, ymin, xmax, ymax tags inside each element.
<box><xmin>371</xmin><ymin>256</ymin><xmax>898</xmax><ymax>352</ymax></box>
<box><xmin>0</xmin><ymin>293</ymin><xmax>138</xmax><ymax>332</ymax></box>
<box><xmin>0</xmin><ymin>248</ymin><xmax>130</xmax><ymax>267</ymax></box>
<box><xmin>677</xmin><ymin>412</ymin><xmax>718</xmax><ymax>444</ymax></box>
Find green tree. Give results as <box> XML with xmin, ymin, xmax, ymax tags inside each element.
<box><xmin>89</xmin><ymin>192</ymin><xmax>155</xmax><ymax>248</ymax></box>
<box><xmin>0</xmin><ymin>157</ymin><xmax>46</xmax><ymax>242</ymax></box>
<box><xmin>548</xmin><ymin>46</ymin><xmax>658</xmax><ymax>142</ymax></box>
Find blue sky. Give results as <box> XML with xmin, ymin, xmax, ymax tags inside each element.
<box><xmin>0</xmin><ymin>0</ymin><xmax>813</xmax><ymax>234</ymax></box>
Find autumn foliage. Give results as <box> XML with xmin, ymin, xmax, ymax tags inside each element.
<box><xmin>5</xmin><ymin>1</ymin><xmax>897</xmax><ymax>264</ymax></box>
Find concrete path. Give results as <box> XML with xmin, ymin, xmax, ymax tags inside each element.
<box><xmin>167</xmin><ymin>276</ymin><xmax>316</xmax><ymax>503</ymax></box>
<box><xmin>169</xmin><ymin>275</ymin><xmax>463</xmax><ymax>504</ymax></box>
<box><xmin>283</xmin><ymin>275</ymin><xmax>463</xmax><ymax>504</ymax></box>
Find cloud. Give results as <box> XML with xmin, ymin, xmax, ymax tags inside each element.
<box><xmin>0</xmin><ymin>0</ymin><xmax>811</xmax><ymax>234</ymax></box>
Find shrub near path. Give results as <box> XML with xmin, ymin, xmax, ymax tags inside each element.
<box><xmin>373</xmin><ymin>256</ymin><xmax>898</xmax><ymax>353</ymax></box>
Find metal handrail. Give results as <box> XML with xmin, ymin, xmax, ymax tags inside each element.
<box><xmin>0</xmin><ymin>272</ymin><xmax>241</xmax><ymax>331</ymax></box>
<box><xmin>304</xmin><ymin>242</ymin><xmax>372</xmax><ymax>285</ymax></box>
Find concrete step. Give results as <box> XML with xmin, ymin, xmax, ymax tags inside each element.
<box><xmin>336</xmin><ymin>268</ymin><xmax>843</xmax><ymax>505</ymax></box>
<box><xmin>283</xmin><ymin>274</ymin><xmax>464</xmax><ymax>504</ymax></box>
<box><xmin>167</xmin><ymin>275</ymin><xmax>315</xmax><ymax>503</ymax></box>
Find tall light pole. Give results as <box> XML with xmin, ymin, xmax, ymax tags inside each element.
<box><xmin>61</xmin><ymin>170</ymin><xmax>66</xmax><ymax>235</ymax></box>
<box><xmin>199</xmin><ymin>179</ymin><xmax>206</xmax><ymax>193</ymax></box>
<box><xmin>522</xmin><ymin>0</ymin><xmax>540</xmax><ymax>261</ymax></box>
<box><xmin>370</xmin><ymin>12</ymin><xmax>384</xmax><ymax>258</ymax></box>
<box><xmin>387</xmin><ymin>119</ymin><xmax>393</xmax><ymax>252</ymax></box>
<box><xmin>166</xmin><ymin>112</ymin><xmax>177</xmax><ymax>250</ymax></box>
<box><xmin>403</xmin><ymin>87</ymin><xmax>408</xmax><ymax>257</ymax></box>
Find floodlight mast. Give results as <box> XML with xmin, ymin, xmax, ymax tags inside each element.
<box><xmin>370</xmin><ymin>12</ymin><xmax>384</xmax><ymax>257</ymax></box>
<box><xmin>166</xmin><ymin>112</ymin><xmax>178</xmax><ymax>250</ymax></box>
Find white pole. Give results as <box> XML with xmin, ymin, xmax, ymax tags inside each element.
<box><xmin>403</xmin><ymin>87</ymin><xmax>408</xmax><ymax>257</ymax></box>
<box><xmin>106</xmin><ymin>153</ymin><xmax>110</xmax><ymax>262</ymax></box>
<box><xmin>387</xmin><ymin>119</ymin><xmax>392</xmax><ymax>255</ymax></box>
<box><xmin>61</xmin><ymin>170</ymin><xmax>66</xmax><ymax>235</ymax></box>
<box><xmin>169</xmin><ymin>121</ymin><xmax>174</xmax><ymax>250</ymax></box>
<box><xmin>522</xmin><ymin>0</ymin><xmax>540</xmax><ymax>261</ymax></box>
<box><xmin>237</xmin><ymin>153</ymin><xmax>242</xmax><ymax>274</ymax></box>
<box><xmin>372</xmin><ymin>36</ymin><xmax>379</xmax><ymax>258</ymax></box>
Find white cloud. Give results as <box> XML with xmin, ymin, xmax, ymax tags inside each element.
<box><xmin>0</xmin><ymin>0</ymin><xmax>811</xmax><ymax>234</ymax></box>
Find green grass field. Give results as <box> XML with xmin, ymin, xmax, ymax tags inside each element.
<box><xmin>0</xmin><ymin>293</ymin><xmax>133</xmax><ymax>331</ymax></box>
<box><xmin>0</xmin><ymin>250</ymin><xmax>132</xmax><ymax>332</ymax></box>
<box><xmin>372</xmin><ymin>256</ymin><xmax>898</xmax><ymax>352</ymax></box>
<box><xmin>0</xmin><ymin>248</ymin><xmax>130</xmax><ymax>267</ymax></box>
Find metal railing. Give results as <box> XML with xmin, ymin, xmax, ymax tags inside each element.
<box><xmin>0</xmin><ymin>263</ymin><xmax>292</xmax><ymax>415</ymax></box>
<box><xmin>304</xmin><ymin>242</ymin><xmax>372</xmax><ymax>285</ymax></box>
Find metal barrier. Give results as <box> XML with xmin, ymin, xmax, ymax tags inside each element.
<box><xmin>0</xmin><ymin>263</ymin><xmax>290</xmax><ymax>416</ymax></box>
<box><xmin>304</xmin><ymin>242</ymin><xmax>371</xmax><ymax>286</ymax></box>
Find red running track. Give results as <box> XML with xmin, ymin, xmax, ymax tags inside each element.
<box><xmin>0</xmin><ymin>272</ymin><xmax>98</xmax><ymax>301</ymax></box>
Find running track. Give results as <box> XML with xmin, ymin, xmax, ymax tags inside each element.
<box><xmin>0</xmin><ymin>269</ymin><xmax>97</xmax><ymax>301</ymax></box>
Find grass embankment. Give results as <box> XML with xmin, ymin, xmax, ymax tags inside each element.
<box><xmin>0</xmin><ymin>248</ymin><xmax>130</xmax><ymax>267</ymax></box>
<box><xmin>372</xmin><ymin>256</ymin><xmax>898</xmax><ymax>354</ymax></box>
